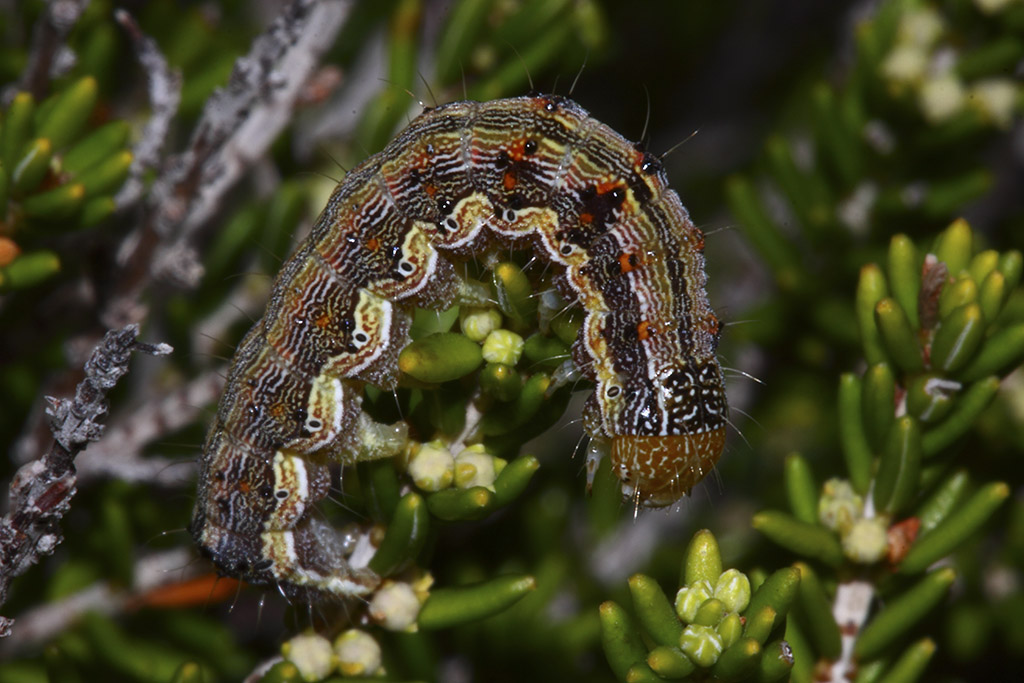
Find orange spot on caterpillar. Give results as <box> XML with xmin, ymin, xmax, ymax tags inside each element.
<box><xmin>611</xmin><ymin>428</ymin><xmax>727</xmax><ymax>507</ymax></box>
<box><xmin>507</xmin><ymin>139</ymin><xmax>525</xmax><ymax>161</ymax></box>
<box><xmin>238</xmin><ymin>481</ymin><xmax>251</xmax><ymax>494</ymax></box>
<box><xmin>424</xmin><ymin>183</ymin><xmax>437</xmax><ymax>197</ymax></box>
<box><xmin>637</xmin><ymin>320</ymin><xmax>652</xmax><ymax>340</ymax></box>
<box><xmin>315</xmin><ymin>312</ymin><xmax>331</xmax><ymax>329</ymax></box>
<box><xmin>619</xmin><ymin>253</ymin><xmax>636</xmax><ymax>273</ymax></box>
<box><xmin>366</xmin><ymin>237</ymin><xmax>380</xmax><ymax>251</ymax></box>
<box><xmin>503</xmin><ymin>170</ymin><xmax>517</xmax><ymax>190</ymax></box>
<box><xmin>580</xmin><ymin>212</ymin><xmax>594</xmax><ymax>225</ymax></box>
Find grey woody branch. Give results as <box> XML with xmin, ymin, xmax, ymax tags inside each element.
<box><xmin>75</xmin><ymin>370</ymin><xmax>226</xmax><ymax>487</ymax></box>
<box><xmin>5</xmin><ymin>0</ymin><xmax>87</xmax><ymax>102</ymax></box>
<box><xmin>112</xmin><ymin>9</ymin><xmax>183</xmax><ymax>212</ymax></box>
<box><xmin>0</xmin><ymin>325</ymin><xmax>172</xmax><ymax>638</ymax></box>
<box><xmin>104</xmin><ymin>0</ymin><xmax>352</xmax><ymax>328</ymax></box>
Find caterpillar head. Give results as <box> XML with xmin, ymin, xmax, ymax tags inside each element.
<box><xmin>609</xmin><ymin>360</ymin><xmax>728</xmax><ymax>507</ymax></box>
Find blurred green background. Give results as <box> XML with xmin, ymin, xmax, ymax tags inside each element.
<box><xmin>1</xmin><ymin>0</ymin><xmax>1022</xmax><ymax>681</ymax></box>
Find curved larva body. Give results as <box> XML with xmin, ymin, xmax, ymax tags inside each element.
<box><xmin>190</xmin><ymin>95</ymin><xmax>726</xmax><ymax>600</ymax></box>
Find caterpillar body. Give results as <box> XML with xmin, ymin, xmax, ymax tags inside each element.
<box><xmin>190</xmin><ymin>94</ymin><xmax>727</xmax><ymax>601</ymax></box>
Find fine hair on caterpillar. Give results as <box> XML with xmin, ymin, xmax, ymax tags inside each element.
<box><xmin>191</xmin><ymin>94</ymin><xmax>727</xmax><ymax>601</ymax></box>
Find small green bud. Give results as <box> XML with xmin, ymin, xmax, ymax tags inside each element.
<box><xmin>399</xmin><ymin>332</ymin><xmax>483</xmax><ymax>383</ymax></box>
<box><xmin>493</xmin><ymin>261</ymin><xmax>537</xmax><ymax>326</ymax></box>
<box><xmin>12</xmin><ymin>138</ymin><xmax>52</xmax><ymax>193</ymax></box>
<box><xmin>717</xmin><ymin>613</ymin><xmax>743</xmax><ymax>648</ymax></box>
<box><xmin>711</xmin><ymin>637</ymin><xmax>762</xmax><ymax>680</ymax></box>
<box><xmin>281</xmin><ymin>632</ymin><xmax>334</xmax><ymax>682</ymax></box>
<box><xmin>169</xmin><ymin>662</ymin><xmax>205</xmax><ymax>683</ymax></box>
<box><xmin>454</xmin><ymin>445</ymin><xmax>501</xmax><ymax>490</ymax></box>
<box><xmin>478</xmin><ymin>371</ymin><xmax>552</xmax><ymax>436</ymax></box>
<box><xmin>856</xmin><ymin>263</ymin><xmax>890</xmax><ymax>365</ymax></box>
<box><xmin>838</xmin><ymin>373</ymin><xmax>872</xmax><ymax>493</ymax></box>
<box><xmin>939</xmin><ymin>277</ymin><xmax>978</xmax><ymax>320</ymax></box>
<box><xmin>368</xmin><ymin>491</ymin><xmax>429</xmax><ymax>576</ymax></box>
<box><xmin>1</xmin><ymin>92</ymin><xmax>35</xmax><ymax>170</ymax></box>
<box><xmin>933</xmin><ymin>218</ymin><xmax>973</xmax><ymax>275</ymax></box>
<box><xmin>874</xmin><ymin>297</ymin><xmax>924</xmax><ymax>372</ymax></box>
<box><xmin>369</xmin><ymin>581</ymin><xmax>421</xmax><ymax>632</ymax></box>
<box><xmin>818</xmin><ymin>478</ymin><xmax>863</xmax><ymax>532</ymax></box>
<box><xmin>862</xmin><ymin>363</ymin><xmax>896</xmax><ymax>451</ymax></box>
<box><xmin>930</xmin><ymin>303</ymin><xmax>984</xmax><ymax>373</ymax></box>
<box><xmin>522</xmin><ymin>333</ymin><xmax>570</xmax><ymax>369</ymax></box>
<box><xmin>80</xmin><ymin>196</ymin><xmax>116</xmax><ymax>227</ymax></box>
<box><xmin>978</xmin><ymin>269</ymin><xmax>1007</xmax><ymax>325</ymax></box>
<box><xmin>482</xmin><ymin>329</ymin><xmax>525</xmax><ymax>366</ymax></box>
<box><xmin>742</xmin><ymin>605</ymin><xmax>778</xmax><ymax>645</ymax></box>
<box><xmin>257</xmin><ymin>661</ymin><xmax>301</xmax><ymax>683</ymax></box>
<box><xmin>550</xmin><ymin>306</ymin><xmax>584</xmax><ymax>347</ymax></box>
<box><xmin>713</xmin><ymin>569</ymin><xmax>752</xmax><ymax>614</ymax></box>
<box><xmin>425</xmin><ymin>486</ymin><xmax>495</xmax><ymax>521</ymax></box>
<box><xmin>460</xmin><ymin>306</ymin><xmax>502</xmax><ymax>341</ymax></box>
<box><xmin>646</xmin><ymin>645</ymin><xmax>696</xmax><ymax>678</ymax></box>
<box><xmin>493</xmin><ymin>454</ymin><xmax>539</xmax><ymax>506</ymax></box>
<box><xmin>333</xmin><ymin>629</ymin><xmax>382</xmax><ymax>678</ymax></box>
<box><xmin>906</xmin><ymin>374</ymin><xmax>960</xmax><ymax>423</ymax></box>
<box><xmin>420</xmin><ymin>575</ymin><xmax>535</xmax><ymax>630</ymax></box>
<box><xmin>0</xmin><ymin>249</ymin><xmax>60</xmax><ymax>291</ymax></box>
<box><xmin>968</xmin><ymin>249</ymin><xmax>1000</xmax><ymax>288</ymax></box>
<box><xmin>629</xmin><ymin>573</ymin><xmax>684</xmax><ymax>649</ymax></box>
<box><xmin>599</xmin><ymin>600</ymin><xmax>648</xmax><ymax>681</ymax></box>
<box><xmin>21</xmin><ymin>182</ymin><xmax>85</xmax><ymax>220</ymax></box>
<box><xmin>958</xmin><ymin>332</ymin><xmax>1024</xmax><ymax>383</ymax></box>
<box><xmin>998</xmin><ymin>250</ymin><xmax>1022</xmax><ymax>291</ymax></box>
<box><xmin>78</xmin><ymin>149</ymin><xmax>132</xmax><ymax>198</ymax></box>
<box><xmin>679</xmin><ymin>624</ymin><xmax>724</xmax><ymax>668</ymax></box>
<box><xmin>479</xmin><ymin>362</ymin><xmax>522</xmax><ymax>401</ymax></box>
<box><xmin>62</xmin><ymin>120</ymin><xmax>132</xmax><ymax>176</ymax></box>
<box><xmin>888</xmin><ymin>234</ymin><xmax>921</xmax><ymax>329</ymax></box>
<box><xmin>694</xmin><ymin>598</ymin><xmax>727</xmax><ymax>626</ymax></box>
<box><xmin>683</xmin><ymin>529</ymin><xmax>723</xmax><ymax>587</ymax></box>
<box><xmin>35</xmin><ymin>76</ymin><xmax>98</xmax><ymax>150</ymax></box>
<box><xmin>407</xmin><ymin>440</ymin><xmax>454</xmax><ymax>491</ymax></box>
<box><xmin>841</xmin><ymin>517</ymin><xmax>889</xmax><ymax>564</ymax></box>
<box><xmin>874</xmin><ymin>415</ymin><xmax>923</xmax><ymax>515</ymax></box>
<box><xmin>675</xmin><ymin>580</ymin><xmax>713</xmax><ymax>623</ymax></box>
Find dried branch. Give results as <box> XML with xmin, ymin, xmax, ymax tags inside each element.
<box><xmin>104</xmin><ymin>0</ymin><xmax>353</xmax><ymax>328</ymax></box>
<box><xmin>6</xmin><ymin>0</ymin><xmax>87</xmax><ymax>101</ymax></box>
<box><xmin>112</xmin><ymin>9</ymin><xmax>183</xmax><ymax>211</ymax></box>
<box><xmin>159</xmin><ymin>0</ymin><xmax>353</xmax><ymax>240</ymax></box>
<box><xmin>0</xmin><ymin>325</ymin><xmax>172</xmax><ymax>638</ymax></box>
<box><xmin>75</xmin><ymin>370</ymin><xmax>226</xmax><ymax>487</ymax></box>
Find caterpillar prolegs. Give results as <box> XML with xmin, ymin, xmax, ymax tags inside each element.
<box><xmin>190</xmin><ymin>94</ymin><xmax>727</xmax><ymax>601</ymax></box>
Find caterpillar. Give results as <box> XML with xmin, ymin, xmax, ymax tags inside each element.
<box><xmin>190</xmin><ymin>94</ymin><xmax>727</xmax><ymax>601</ymax></box>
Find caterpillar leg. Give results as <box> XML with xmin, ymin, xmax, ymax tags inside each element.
<box><xmin>261</xmin><ymin>516</ymin><xmax>379</xmax><ymax>601</ymax></box>
<box><xmin>345</xmin><ymin>412</ymin><xmax>409</xmax><ymax>464</ymax></box>
<box><xmin>585</xmin><ymin>438</ymin><xmax>608</xmax><ymax>496</ymax></box>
